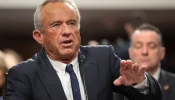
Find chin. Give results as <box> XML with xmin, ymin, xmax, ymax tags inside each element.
<box><xmin>62</xmin><ymin>50</ymin><xmax>75</xmax><ymax>56</ymax></box>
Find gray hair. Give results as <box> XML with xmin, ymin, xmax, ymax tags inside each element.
<box><xmin>34</xmin><ymin>0</ymin><xmax>81</xmax><ymax>32</ymax></box>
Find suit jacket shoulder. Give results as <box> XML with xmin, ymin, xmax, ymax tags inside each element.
<box><xmin>159</xmin><ymin>69</ymin><xmax>175</xmax><ymax>100</ymax></box>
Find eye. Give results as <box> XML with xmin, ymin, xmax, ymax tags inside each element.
<box><xmin>53</xmin><ymin>23</ymin><xmax>61</xmax><ymax>28</ymax></box>
<box><xmin>68</xmin><ymin>21</ymin><xmax>77</xmax><ymax>28</ymax></box>
<box><xmin>51</xmin><ymin>21</ymin><xmax>62</xmax><ymax>29</ymax></box>
<box><xmin>148</xmin><ymin>43</ymin><xmax>157</xmax><ymax>49</ymax></box>
<box><xmin>133</xmin><ymin>42</ymin><xmax>142</xmax><ymax>49</ymax></box>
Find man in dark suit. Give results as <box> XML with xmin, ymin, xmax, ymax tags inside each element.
<box><xmin>159</xmin><ymin>70</ymin><xmax>175</xmax><ymax>100</ymax></box>
<box><xmin>128</xmin><ymin>23</ymin><xmax>175</xmax><ymax>100</ymax></box>
<box><xmin>4</xmin><ymin>0</ymin><xmax>162</xmax><ymax>100</ymax></box>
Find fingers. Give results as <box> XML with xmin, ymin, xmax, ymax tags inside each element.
<box><xmin>120</xmin><ymin>60</ymin><xmax>148</xmax><ymax>76</ymax></box>
<box><xmin>132</xmin><ymin>63</ymin><xmax>147</xmax><ymax>74</ymax></box>
<box><xmin>120</xmin><ymin>60</ymin><xmax>127</xmax><ymax>70</ymax></box>
<box><xmin>120</xmin><ymin>60</ymin><xmax>133</xmax><ymax>70</ymax></box>
<box><xmin>119</xmin><ymin>60</ymin><xmax>147</xmax><ymax>86</ymax></box>
<box><xmin>126</xmin><ymin>60</ymin><xmax>132</xmax><ymax>70</ymax></box>
<box><xmin>120</xmin><ymin>60</ymin><xmax>146</xmax><ymax>73</ymax></box>
<box><xmin>113</xmin><ymin>76</ymin><xmax>124</xmax><ymax>86</ymax></box>
<box><xmin>132</xmin><ymin>63</ymin><xmax>139</xmax><ymax>72</ymax></box>
<box><xmin>139</xmin><ymin>65</ymin><xmax>148</xmax><ymax>74</ymax></box>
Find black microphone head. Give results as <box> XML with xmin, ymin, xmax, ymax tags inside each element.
<box><xmin>80</xmin><ymin>55</ymin><xmax>85</xmax><ymax>64</ymax></box>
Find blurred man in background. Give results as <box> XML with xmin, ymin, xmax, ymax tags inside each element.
<box><xmin>3</xmin><ymin>49</ymin><xmax>23</xmax><ymax>70</ymax></box>
<box><xmin>87</xmin><ymin>40</ymin><xmax>99</xmax><ymax>46</ymax></box>
<box><xmin>115</xmin><ymin>11</ymin><xmax>147</xmax><ymax>60</ymax></box>
<box><xmin>129</xmin><ymin>23</ymin><xmax>175</xmax><ymax>100</ymax></box>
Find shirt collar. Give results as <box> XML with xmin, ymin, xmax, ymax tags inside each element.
<box><xmin>152</xmin><ymin>67</ymin><xmax>161</xmax><ymax>80</ymax></box>
<box><xmin>47</xmin><ymin>55</ymin><xmax>79</xmax><ymax>75</ymax></box>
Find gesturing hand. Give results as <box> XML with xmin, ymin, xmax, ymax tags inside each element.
<box><xmin>113</xmin><ymin>60</ymin><xmax>148</xmax><ymax>86</ymax></box>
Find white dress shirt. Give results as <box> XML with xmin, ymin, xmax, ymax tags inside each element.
<box><xmin>48</xmin><ymin>57</ymin><xmax>86</xmax><ymax>100</ymax></box>
<box><xmin>152</xmin><ymin>67</ymin><xmax>161</xmax><ymax>81</ymax></box>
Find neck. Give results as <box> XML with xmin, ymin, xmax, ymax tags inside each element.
<box><xmin>147</xmin><ymin>66</ymin><xmax>160</xmax><ymax>75</ymax></box>
<box><xmin>46</xmin><ymin>52</ymin><xmax>78</xmax><ymax>64</ymax></box>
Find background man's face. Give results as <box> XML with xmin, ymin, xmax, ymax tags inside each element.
<box><xmin>129</xmin><ymin>30</ymin><xmax>165</xmax><ymax>72</ymax></box>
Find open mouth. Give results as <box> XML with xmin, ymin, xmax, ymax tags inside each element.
<box><xmin>61</xmin><ymin>40</ymin><xmax>73</xmax><ymax>47</ymax></box>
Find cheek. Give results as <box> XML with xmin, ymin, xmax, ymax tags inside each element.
<box><xmin>132</xmin><ymin>50</ymin><xmax>141</xmax><ymax>57</ymax></box>
<box><xmin>74</xmin><ymin>31</ymin><xmax>81</xmax><ymax>41</ymax></box>
<box><xmin>131</xmin><ymin>50</ymin><xmax>142</xmax><ymax>61</ymax></box>
<box><xmin>77</xmin><ymin>34</ymin><xmax>81</xmax><ymax>42</ymax></box>
<box><xmin>44</xmin><ymin>34</ymin><xmax>57</xmax><ymax>45</ymax></box>
<box><xmin>151</xmin><ymin>50</ymin><xmax>161</xmax><ymax>57</ymax></box>
<box><xmin>154</xmin><ymin>54</ymin><xmax>161</xmax><ymax>62</ymax></box>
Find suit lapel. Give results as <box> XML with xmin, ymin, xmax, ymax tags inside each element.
<box><xmin>83</xmin><ymin>60</ymin><xmax>98</xmax><ymax>100</ymax></box>
<box><xmin>79</xmin><ymin>46</ymin><xmax>98</xmax><ymax>100</ymax></box>
<box><xmin>35</xmin><ymin>48</ymin><xmax>67</xmax><ymax>100</ymax></box>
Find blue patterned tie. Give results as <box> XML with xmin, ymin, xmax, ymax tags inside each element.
<box><xmin>66</xmin><ymin>64</ymin><xmax>81</xmax><ymax>100</ymax></box>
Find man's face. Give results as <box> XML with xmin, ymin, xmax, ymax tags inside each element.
<box><xmin>129</xmin><ymin>30</ymin><xmax>165</xmax><ymax>72</ymax></box>
<box><xmin>37</xmin><ymin>2</ymin><xmax>81</xmax><ymax>62</ymax></box>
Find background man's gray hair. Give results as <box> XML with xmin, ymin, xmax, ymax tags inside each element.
<box><xmin>33</xmin><ymin>0</ymin><xmax>81</xmax><ymax>32</ymax></box>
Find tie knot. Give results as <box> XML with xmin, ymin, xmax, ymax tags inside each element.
<box><xmin>66</xmin><ymin>64</ymin><xmax>74</xmax><ymax>73</ymax></box>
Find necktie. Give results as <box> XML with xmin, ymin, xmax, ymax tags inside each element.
<box><xmin>66</xmin><ymin>64</ymin><xmax>81</xmax><ymax>100</ymax></box>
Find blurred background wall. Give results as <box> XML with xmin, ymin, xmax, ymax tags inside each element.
<box><xmin>0</xmin><ymin>0</ymin><xmax>175</xmax><ymax>72</ymax></box>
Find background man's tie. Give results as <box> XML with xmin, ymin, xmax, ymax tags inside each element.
<box><xmin>66</xmin><ymin>64</ymin><xmax>81</xmax><ymax>100</ymax></box>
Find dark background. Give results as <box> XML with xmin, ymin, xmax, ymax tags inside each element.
<box><xmin>0</xmin><ymin>9</ymin><xmax>175</xmax><ymax>72</ymax></box>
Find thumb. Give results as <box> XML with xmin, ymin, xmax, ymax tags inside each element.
<box><xmin>113</xmin><ymin>76</ymin><xmax>124</xmax><ymax>86</ymax></box>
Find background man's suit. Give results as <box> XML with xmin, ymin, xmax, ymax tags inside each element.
<box><xmin>4</xmin><ymin>46</ymin><xmax>162</xmax><ymax>100</ymax></box>
<box><xmin>159</xmin><ymin>69</ymin><xmax>175</xmax><ymax>100</ymax></box>
<box><xmin>113</xmin><ymin>69</ymin><xmax>175</xmax><ymax>100</ymax></box>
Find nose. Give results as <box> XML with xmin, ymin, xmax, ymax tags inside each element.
<box><xmin>61</xmin><ymin>23</ymin><xmax>71</xmax><ymax>37</ymax></box>
<box><xmin>142</xmin><ymin>46</ymin><xmax>148</xmax><ymax>56</ymax></box>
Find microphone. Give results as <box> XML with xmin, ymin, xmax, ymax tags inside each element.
<box><xmin>79</xmin><ymin>55</ymin><xmax>88</xmax><ymax>100</ymax></box>
<box><xmin>80</xmin><ymin>55</ymin><xmax>85</xmax><ymax>66</ymax></box>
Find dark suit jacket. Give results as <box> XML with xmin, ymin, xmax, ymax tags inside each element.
<box><xmin>4</xmin><ymin>45</ymin><xmax>162</xmax><ymax>100</ymax></box>
<box><xmin>115</xmin><ymin>40</ymin><xmax>130</xmax><ymax>60</ymax></box>
<box><xmin>159</xmin><ymin>69</ymin><xmax>175</xmax><ymax>100</ymax></box>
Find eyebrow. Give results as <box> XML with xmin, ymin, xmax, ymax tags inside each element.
<box><xmin>133</xmin><ymin>41</ymin><xmax>142</xmax><ymax>44</ymax></box>
<box><xmin>50</xmin><ymin>20</ymin><xmax>62</xmax><ymax>24</ymax></box>
<box><xmin>67</xmin><ymin>19</ymin><xmax>77</xmax><ymax>23</ymax></box>
<box><xmin>50</xmin><ymin>19</ymin><xmax>77</xmax><ymax>24</ymax></box>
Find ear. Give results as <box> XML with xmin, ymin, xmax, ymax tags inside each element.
<box><xmin>33</xmin><ymin>30</ymin><xmax>43</xmax><ymax>45</ymax></box>
<box><xmin>160</xmin><ymin>47</ymin><xmax>166</xmax><ymax>60</ymax></box>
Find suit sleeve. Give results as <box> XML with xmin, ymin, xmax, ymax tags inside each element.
<box><xmin>3</xmin><ymin>67</ymin><xmax>32</xmax><ymax>100</ymax></box>
<box><xmin>108</xmin><ymin>45</ymin><xmax>162</xmax><ymax>100</ymax></box>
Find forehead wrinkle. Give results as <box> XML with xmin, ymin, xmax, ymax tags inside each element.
<box><xmin>42</xmin><ymin>2</ymin><xmax>77</xmax><ymax>23</ymax></box>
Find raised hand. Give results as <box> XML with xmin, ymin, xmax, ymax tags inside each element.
<box><xmin>113</xmin><ymin>60</ymin><xmax>147</xmax><ymax>86</ymax></box>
